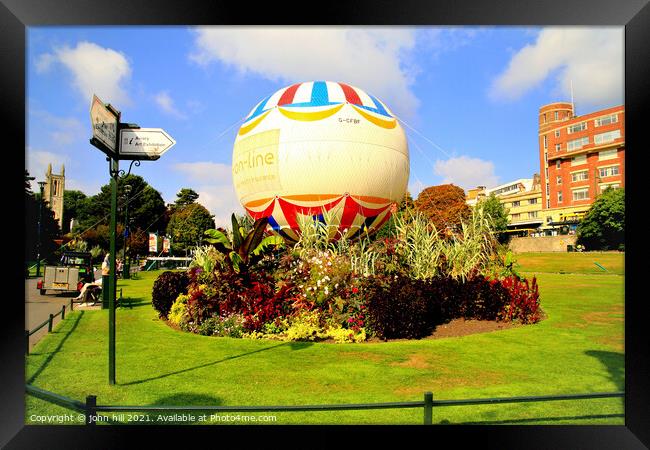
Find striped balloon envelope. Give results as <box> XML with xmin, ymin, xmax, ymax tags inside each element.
<box><xmin>232</xmin><ymin>81</ymin><xmax>409</xmax><ymax>242</ymax></box>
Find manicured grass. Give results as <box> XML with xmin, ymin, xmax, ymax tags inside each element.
<box><xmin>513</xmin><ymin>251</ymin><xmax>624</xmax><ymax>275</ymax></box>
<box><xmin>26</xmin><ymin>257</ymin><xmax>624</xmax><ymax>425</ymax></box>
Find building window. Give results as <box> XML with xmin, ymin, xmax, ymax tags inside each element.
<box><xmin>529</xmin><ymin>198</ymin><xmax>538</xmax><ymax>204</ymax></box>
<box><xmin>599</xmin><ymin>149</ymin><xmax>618</xmax><ymax>160</ymax></box>
<box><xmin>556</xmin><ymin>160</ymin><xmax>561</xmax><ymax>169</ymax></box>
<box><xmin>512</xmin><ymin>201</ymin><xmax>520</xmax><ymax>207</ymax></box>
<box><xmin>598</xmin><ymin>166</ymin><xmax>620</xmax><ymax>178</ymax></box>
<box><xmin>528</xmin><ymin>211</ymin><xmax>538</xmax><ymax>218</ymax></box>
<box><xmin>556</xmin><ymin>176</ymin><xmax>562</xmax><ymax>185</ymax></box>
<box><xmin>571</xmin><ymin>154</ymin><xmax>587</xmax><ymax>166</ymax></box>
<box><xmin>554</xmin><ymin>111</ymin><xmax>559</xmax><ymax>120</ymax></box>
<box><xmin>567</xmin><ymin>122</ymin><xmax>587</xmax><ymax>134</ymax></box>
<box><xmin>594</xmin><ymin>114</ymin><xmax>618</xmax><ymax>127</ymax></box>
<box><xmin>567</xmin><ymin>136</ymin><xmax>589</xmax><ymax>151</ymax></box>
<box><xmin>600</xmin><ymin>183</ymin><xmax>620</xmax><ymax>193</ymax></box>
<box><xmin>555</xmin><ymin>130</ymin><xmax>560</xmax><ymax>138</ymax></box>
<box><xmin>543</xmin><ymin>114</ymin><xmax>546</xmax><ymax>124</ymax></box>
<box><xmin>545</xmin><ymin>168</ymin><xmax>549</xmax><ymax>178</ymax></box>
<box><xmin>546</xmin><ymin>200</ymin><xmax>550</xmax><ymax>208</ymax></box>
<box><xmin>594</xmin><ymin>129</ymin><xmax>621</xmax><ymax>145</ymax></box>
<box><xmin>571</xmin><ymin>171</ymin><xmax>589</xmax><ymax>182</ymax></box>
<box><xmin>555</xmin><ymin>143</ymin><xmax>561</xmax><ymax>152</ymax></box>
<box><xmin>544</xmin><ymin>153</ymin><xmax>548</xmax><ymax>163</ymax></box>
<box><xmin>572</xmin><ymin>188</ymin><xmax>589</xmax><ymax>201</ymax></box>
<box><xmin>512</xmin><ymin>213</ymin><xmax>520</xmax><ymax>220</ymax></box>
<box><xmin>543</xmin><ymin>135</ymin><xmax>547</xmax><ymax>149</ymax></box>
<box><xmin>557</xmin><ymin>191</ymin><xmax>563</xmax><ymax>203</ymax></box>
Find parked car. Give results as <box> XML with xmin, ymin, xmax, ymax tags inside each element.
<box><xmin>36</xmin><ymin>251</ymin><xmax>94</xmax><ymax>296</ymax></box>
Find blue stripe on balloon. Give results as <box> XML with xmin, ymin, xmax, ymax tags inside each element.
<box><xmin>268</xmin><ymin>215</ymin><xmax>281</xmax><ymax>231</ymax></box>
<box><xmin>310</xmin><ymin>81</ymin><xmax>329</xmax><ymax>106</ymax></box>
<box><xmin>353</xmin><ymin>103</ymin><xmax>394</xmax><ymax>118</ymax></box>
<box><xmin>245</xmin><ymin>94</ymin><xmax>272</xmax><ymax>121</ymax></box>
<box><xmin>368</xmin><ymin>94</ymin><xmax>390</xmax><ymax>116</ymax></box>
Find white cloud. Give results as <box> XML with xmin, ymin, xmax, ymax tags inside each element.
<box><xmin>25</xmin><ymin>149</ymin><xmax>70</xmax><ymax>188</ymax></box>
<box><xmin>408</xmin><ymin>178</ymin><xmax>426</xmax><ymax>198</ymax></box>
<box><xmin>154</xmin><ymin>91</ymin><xmax>187</xmax><ymax>119</ymax></box>
<box><xmin>189</xmin><ymin>27</ymin><xmax>419</xmax><ymax>119</ymax></box>
<box><xmin>172</xmin><ymin>161</ymin><xmax>243</xmax><ymax>227</ymax></box>
<box><xmin>173</xmin><ymin>161</ymin><xmax>231</xmax><ymax>183</ymax></box>
<box><xmin>37</xmin><ymin>41</ymin><xmax>132</xmax><ymax>105</ymax></box>
<box><xmin>35</xmin><ymin>52</ymin><xmax>56</xmax><ymax>73</ymax></box>
<box><xmin>490</xmin><ymin>27</ymin><xmax>623</xmax><ymax>108</ymax></box>
<box><xmin>433</xmin><ymin>156</ymin><xmax>499</xmax><ymax>190</ymax></box>
<box><xmin>30</xmin><ymin>109</ymin><xmax>84</xmax><ymax>147</ymax></box>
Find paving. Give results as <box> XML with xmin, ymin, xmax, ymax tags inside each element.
<box><xmin>25</xmin><ymin>278</ymin><xmax>80</xmax><ymax>352</ymax></box>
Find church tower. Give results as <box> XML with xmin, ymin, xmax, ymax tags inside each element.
<box><xmin>44</xmin><ymin>163</ymin><xmax>65</xmax><ymax>229</ymax></box>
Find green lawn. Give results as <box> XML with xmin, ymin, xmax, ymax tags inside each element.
<box><xmin>514</xmin><ymin>251</ymin><xmax>624</xmax><ymax>275</ymax></box>
<box><xmin>25</xmin><ymin>255</ymin><xmax>625</xmax><ymax>425</ymax></box>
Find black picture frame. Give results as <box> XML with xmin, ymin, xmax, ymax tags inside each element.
<box><xmin>3</xmin><ymin>0</ymin><xmax>647</xmax><ymax>448</ymax></box>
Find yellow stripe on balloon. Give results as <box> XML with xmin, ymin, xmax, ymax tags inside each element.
<box><xmin>351</xmin><ymin>105</ymin><xmax>397</xmax><ymax>129</ymax></box>
<box><xmin>278</xmin><ymin>104</ymin><xmax>344</xmax><ymax>121</ymax></box>
<box><xmin>238</xmin><ymin>109</ymin><xmax>272</xmax><ymax>136</ymax></box>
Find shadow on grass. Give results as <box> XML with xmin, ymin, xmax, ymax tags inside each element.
<box><xmin>453</xmin><ymin>413</ymin><xmax>624</xmax><ymax>425</ymax></box>
<box><xmin>97</xmin><ymin>393</ymin><xmax>224</xmax><ymax>425</ymax></box>
<box><xmin>585</xmin><ymin>350</ymin><xmax>625</xmax><ymax>390</ymax></box>
<box><xmin>120</xmin><ymin>341</ymin><xmax>291</xmax><ymax>387</ymax></box>
<box><xmin>27</xmin><ymin>311</ymin><xmax>85</xmax><ymax>385</ymax></box>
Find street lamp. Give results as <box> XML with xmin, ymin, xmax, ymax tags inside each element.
<box><xmin>36</xmin><ymin>181</ymin><xmax>46</xmax><ymax>277</ymax></box>
<box><xmin>122</xmin><ymin>184</ymin><xmax>132</xmax><ymax>279</ymax></box>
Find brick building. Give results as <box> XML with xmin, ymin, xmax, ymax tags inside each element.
<box><xmin>538</xmin><ymin>102</ymin><xmax>625</xmax><ymax>233</ymax></box>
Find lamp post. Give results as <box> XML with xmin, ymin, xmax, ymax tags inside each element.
<box><xmin>122</xmin><ymin>184</ymin><xmax>132</xmax><ymax>279</ymax></box>
<box><xmin>36</xmin><ymin>181</ymin><xmax>46</xmax><ymax>277</ymax></box>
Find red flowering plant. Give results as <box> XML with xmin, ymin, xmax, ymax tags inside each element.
<box><xmin>498</xmin><ymin>275</ymin><xmax>541</xmax><ymax>324</ymax></box>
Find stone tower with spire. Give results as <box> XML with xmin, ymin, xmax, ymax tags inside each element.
<box><xmin>44</xmin><ymin>163</ymin><xmax>65</xmax><ymax>229</ymax></box>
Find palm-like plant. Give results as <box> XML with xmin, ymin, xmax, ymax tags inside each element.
<box><xmin>203</xmin><ymin>214</ymin><xmax>284</xmax><ymax>273</ymax></box>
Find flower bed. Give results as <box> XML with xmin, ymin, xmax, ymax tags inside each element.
<box><xmin>152</xmin><ymin>208</ymin><xmax>542</xmax><ymax>343</ymax></box>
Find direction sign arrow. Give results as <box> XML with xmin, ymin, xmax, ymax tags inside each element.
<box><xmin>90</xmin><ymin>94</ymin><xmax>119</xmax><ymax>153</ymax></box>
<box><xmin>119</xmin><ymin>128</ymin><xmax>176</xmax><ymax>160</ymax></box>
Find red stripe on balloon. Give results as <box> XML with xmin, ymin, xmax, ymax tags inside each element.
<box><xmin>245</xmin><ymin>198</ymin><xmax>276</xmax><ymax>219</ymax></box>
<box><xmin>338</xmin><ymin>82</ymin><xmax>362</xmax><ymax>105</ymax></box>
<box><xmin>277</xmin><ymin>83</ymin><xmax>301</xmax><ymax>106</ymax></box>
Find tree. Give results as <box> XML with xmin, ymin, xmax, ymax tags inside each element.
<box><xmin>477</xmin><ymin>193</ymin><xmax>510</xmax><ymax>241</ymax></box>
<box><xmin>413</xmin><ymin>184</ymin><xmax>471</xmax><ymax>233</ymax></box>
<box><xmin>174</xmin><ymin>188</ymin><xmax>200</xmax><ymax>207</ymax></box>
<box><xmin>62</xmin><ymin>190</ymin><xmax>88</xmax><ymax>234</ymax></box>
<box><xmin>25</xmin><ymin>171</ymin><xmax>62</xmax><ymax>263</ymax></box>
<box><xmin>74</xmin><ymin>174</ymin><xmax>167</xmax><ymax>235</ymax></box>
<box><xmin>577</xmin><ymin>187</ymin><xmax>625</xmax><ymax>251</ymax></box>
<box><xmin>167</xmin><ymin>202</ymin><xmax>216</xmax><ymax>252</ymax></box>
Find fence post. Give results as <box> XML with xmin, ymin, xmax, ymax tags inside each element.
<box><xmin>48</xmin><ymin>314</ymin><xmax>54</xmax><ymax>332</ymax></box>
<box><xmin>85</xmin><ymin>395</ymin><xmax>97</xmax><ymax>426</ymax></box>
<box><xmin>61</xmin><ymin>305</ymin><xmax>65</xmax><ymax>320</ymax></box>
<box><xmin>423</xmin><ymin>392</ymin><xmax>433</xmax><ymax>425</ymax></box>
<box><xmin>25</xmin><ymin>330</ymin><xmax>29</xmax><ymax>355</ymax></box>
<box><xmin>70</xmin><ymin>298</ymin><xmax>74</xmax><ymax>311</ymax></box>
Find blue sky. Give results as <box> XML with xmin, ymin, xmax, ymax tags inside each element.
<box><xmin>26</xmin><ymin>26</ymin><xmax>624</xmax><ymax>226</ymax></box>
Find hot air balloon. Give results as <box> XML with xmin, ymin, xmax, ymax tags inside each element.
<box><xmin>232</xmin><ymin>80</ymin><xmax>409</xmax><ymax>242</ymax></box>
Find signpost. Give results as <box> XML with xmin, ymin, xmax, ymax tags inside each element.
<box><xmin>90</xmin><ymin>94</ymin><xmax>118</xmax><ymax>155</ymax></box>
<box><xmin>119</xmin><ymin>128</ymin><xmax>176</xmax><ymax>160</ymax></box>
<box><xmin>88</xmin><ymin>94</ymin><xmax>175</xmax><ymax>385</ymax></box>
